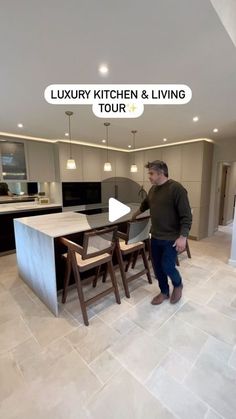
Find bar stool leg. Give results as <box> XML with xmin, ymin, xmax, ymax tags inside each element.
<box><xmin>125</xmin><ymin>253</ymin><xmax>133</xmax><ymax>272</ymax></box>
<box><xmin>92</xmin><ymin>265</ymin><xmax>101</xmax><ymax>288</ymax></box>
<box><xmin>72</xmin><ymin>264</ymin><xmax>89</xmax><ymax>326</ymax></box>
<box><xmin>141</xmin><ymin>247</ymin><xmax>152</xmax><ymax>283</ymax></box>
<box><xmin>116</xmin><ymin>245</ymin><xmax>130</xmax><ymax>298</ymax></box>
<box><xmin>102</xmin><ymin>264</ymin><xmax>108</xmax><ymax>283</ymax></box>
<box><xmin>131</xmin><ymin>250</ymin><xmax>139</xmax><ymax>269</ymax></box>
<box><xmin>62</xmin><ymin>254</ymin><xmax>72</xmax><ymax>304</ymax></box>
<box><xmin>107</xmin><ymin>260</ymin><xmax>121</xmax><ymax>304</ymax></box>
<box><xmin>186</xmin><ymin>240</ymin><xmax>191</xmax><ymax>258</ymax></box>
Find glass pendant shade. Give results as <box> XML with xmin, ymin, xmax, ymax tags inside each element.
<box><xmin>65</xmin><ymin>111</ymin><xmax>76</xmax><ymax>170</ymax></box>
<box><xmin>104</xmin><ymin>162</ymin><xmax>112</xmax><ymax>172</ymax></box>
<box><xmin>130</xmin><ymin>164</ymin><xmax>138</xmax><ymax>173</ymax></box>
<box><xmin>66</xmin><ymin>159</ymin><xmax>76</xmax><ymax>169</ymax></box>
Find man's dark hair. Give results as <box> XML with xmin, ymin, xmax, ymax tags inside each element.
<box><xmin>145</xmin><ymin>160</ymin><xmax>169</xmax><ymax>177</ymax></box>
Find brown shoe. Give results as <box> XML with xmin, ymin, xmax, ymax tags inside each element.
<box><xmin>170</xmin><ymin>284</ymin><xmax>183</xmax><ymax>304</ymax></box>
<box><xmin>151</xmin><ymin>293</ymin><xmax>169</xmax><ymax>305</ymax></box>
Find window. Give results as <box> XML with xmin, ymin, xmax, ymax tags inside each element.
<box><xmin>0</xmin><ymin>141</ymin><xmax>27</xmax><ymax>180</ymax></box>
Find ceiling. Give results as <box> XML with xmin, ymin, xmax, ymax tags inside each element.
<box><xmin>0</xmin><ymin>0</ymin><xmax>236</xmax><ymax>150</ymax></box>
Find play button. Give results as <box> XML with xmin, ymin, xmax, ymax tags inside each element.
<box><xmin>109</xmin><ymin>198</ymin><xmax>131</xmax><ymax>222</ymax></box>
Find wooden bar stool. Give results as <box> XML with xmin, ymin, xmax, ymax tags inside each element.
<box><xmin>116</xmin><ymin>217</ymin><xmax>152</xmax><ymax>298</ymax></box>
<box><xmin>176</xmin><ymin>239</ymin><xmax>192</xmax><ymax>266</ymax></box>
<box><xmin>61</xmin><ymin>226</ymin><xmax>120</xmax><ymax>326</ymax></box>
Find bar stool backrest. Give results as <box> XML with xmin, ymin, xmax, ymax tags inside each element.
<box><xmin>82</xmin><ymin>226</ymin><xmax>117</xmax><ymax>259</ymax></box>
<box><xmin>126</xmin><ymin>217</ymin><xmax>151</xmax><ymax>244</ymax></box>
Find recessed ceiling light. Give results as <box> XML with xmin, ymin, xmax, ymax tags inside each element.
<box><xmin>17</xmin><ymin>123</ymin><xmax>23</xmax><ymax>128</ymax></box>
<box><xmin>102</xmin><ymin>139</ymin><xmax>106</xmax><ymax>143</ymax></box>
<box><xmin>193</xmin><ymin>116</ymin><xmax>199</xmax><ymax>122</ymax></box>
<box><xmin>213</xmin><ymin>128</ymin><xmax>218</xmax><ymax>133</ymax></box>
<box><xmin>163</xmin><ymin>138</ymin><xmax>167</xmax><ymax>142</ymax></box>
<box><xmin>65</xmin><ymin>132</ymin><xmax>69</xmax><ymax>137</ymax></box>
<box><xmin>99</xmin><ymin>64</ymin><xmax>109</xmax><ymax>75</ymax></box>
<box><xmin>128</xmin><ymin>145</ymin><xmax>132</xmax><ymax>148</ymax></box>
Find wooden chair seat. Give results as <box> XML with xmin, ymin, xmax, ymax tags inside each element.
<box><xmin>119</xmin><ymin>239</ymin><xmax>144</xmax><ymax>254</ymax></box>
<box><xmin>61</xmin><ymin>226</ymin><xmax>120</xmax><ymax>326</ymax></box>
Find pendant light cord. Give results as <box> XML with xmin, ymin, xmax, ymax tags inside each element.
<box><xmin>69</xmin><ymin>114</ymin><xmax>72</xmax><ymax>159</ymax></box>
<box><xmin>132</xmin><ymin>130</ymin><xmax>137</xmax><ymax>164</ymax></box>
<box><xmin>106</xmin><ymin>124</ymin><xmax>109</xmax><ymax>161</ymax></box>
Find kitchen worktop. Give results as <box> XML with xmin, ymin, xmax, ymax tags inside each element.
<box><xmin>0</xmin><ymin>202</ymin><xmax>62</xmax><ymax>214</ymax></box>
<box><xmin>14</xmin><ymin>203</ymin><xmax>147</xmax><ymax>238</ymax></box>
<box><xmin>0</xmin><ymin>196</ymin><xmax>35</xmax><ymax>204</ymax></box>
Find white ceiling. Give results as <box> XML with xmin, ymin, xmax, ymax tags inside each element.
<box><xmin>0</xmin><ymin>0</ymin><xmax>236</xmax><ymax>150</ymax></box>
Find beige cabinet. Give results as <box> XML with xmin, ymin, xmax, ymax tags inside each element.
<box><xmin>26</xmin><ymin>141</ymin><xmax>56</xmax><ymax>182</ymax></box>
<box><xmin>82</xmin><ymin>147</ymin><xmax>102</xmax><ymax>180</ymax></box>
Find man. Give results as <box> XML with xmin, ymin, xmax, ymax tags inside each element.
<box><xmin>132</xmin><ymin>160</ymin><xmax>192</xmax><ymax>305</ymax></box>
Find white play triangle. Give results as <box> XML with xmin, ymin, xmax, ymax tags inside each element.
<box><xmin>108</xmin><ymin>198</ymin><xmax>131</xmax><ymax>222</ymax></box>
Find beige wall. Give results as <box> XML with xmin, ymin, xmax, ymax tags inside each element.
<box><xmin>129</xmin><ymin>140</ymin><xmax>214</xmax><ymax>239</ymax></box>
<box><xmin>208</xmin><ymin>138</ymin><xmax>236</xmax><ymax>235</ymax></box>
<box><xmin>224</xmin><ymin>162</ymin><xmax>236</xmax><ymax>224</ymax></box>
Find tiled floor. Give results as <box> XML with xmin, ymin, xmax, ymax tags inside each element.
<box><xmin>0</xmin><ymin>229</ymin><xmax>236</xmax><ymax>419</ymax></box>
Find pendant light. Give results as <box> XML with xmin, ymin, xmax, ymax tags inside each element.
<box><xmin>104</xmin><ymin>122</ymin><xmax>112</xmax><ymax>172</ymax></box>
<box><xmin>65</xmin><ymin>111</ymin><xmax>76</xmax><ymax>170</ymax></box>
<box><xmin>130</xmin><ymin>130</ymin><xmax>138</xmax><ymax>172</ymax></box>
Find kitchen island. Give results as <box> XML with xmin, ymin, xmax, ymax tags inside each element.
<box><xmin>14</xmin><ymin>204</ymin><xmax>148</xmax><ymax>316</ymax></box>
<box><xmin>0</xmin><ymin>202</ymin><xmax>62</xmax><ymax>252</ymax></box>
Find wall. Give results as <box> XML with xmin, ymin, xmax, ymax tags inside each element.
<box><xmin>225</xmin><ymin>162</ymin><xmax>236</xmax><ymax>224</ymax></box>
<box><xmin>128</xmin><ymin>140</ymin><xmax>213</xmax><ymax>239</ymax></box>
<box><xmin>208</xmin><ymin>138</ymin><xmax>236</xmax><ymax>235</ymax></box>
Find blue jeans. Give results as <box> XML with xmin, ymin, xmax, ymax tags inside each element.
<box><xmin>151</xmin><ymin>238</ymin><xmax>182</xmax><ymax>296</ymax></box>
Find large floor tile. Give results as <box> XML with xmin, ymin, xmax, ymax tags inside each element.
<box><xmin>0</xmin><ymin>290</ymin><xmax>22</xmax><ymax>325</ymax></box>
<box><xmin>183</xmin><ymin>284</ymin><xmax>216</xmax><ymax>305</ymax></box>
<box><xmin>18</xmin><ymin>337</ymin><xmax>73</xmax><ymax>382</ymax></box>
<box><xmin>109</xmin><ymin>326</ymin><xmax>167</xmax><ymax>382</ymax></box>
<box><xmin>0</xmin><ymin>353</ymin><xmax>24</xmax><ymax>403</ymax></box>
<box><xmin>154</xmin><ymin>315</ymin><xmax>208</xmax><ymax>362</ymax></box>
<box><xmin>201</xmin><ymin>335</ymin><xmax>233</xmax><ymax>364</ymax></box>
<box><xmin>86</xmin><ymin>368</ymin><xmax>175</xmax><ymax>419</ymax></box>
<box><xmin>207</xmin><ymin>292</ymin><xmax>236</xmax><ymax>319</ymax></box>
<box><xmin>180</xmin><ymin>264</ymin><xmax>213</xmax><ymax>285</ymax></box>
<box><xmin>0</xmin><ymin>316</ymin><xmax>31</xmax><ymax>353</ymax></box>
<box><xmin>11</xmin><ymin>337</ymin><xmax>42</xmax><ymax>364</ymax></box>
<box><xmin>23</xmin><ymin>309</ymin><xmax>78</xmax><ymax>346</ymax></box>
<box><xmin>66</xmin><ymin>317</ymin><xmax>120</xmax><ymax>363</ymax></box>
<box><xmin>111</xmin><ymin>316</ymin><xmax>137</xmax><ymax>335</ymax></box>
<box><xmin>97</xmin><ymin>299</ymin><xmax>132</xmax><ymax>325</ymax></box>
<box><xmin>146</xmin><ymin>367</ymin><xmax>208</xmax><ymax>419</ymax></box>
<box><xmin>123</xmin><ymin>286</ymin><xmax>153</xmax><ymax>306</ymax></box>
<box><xmin>158</xmin><ymin>349</ymin><xmax>193</xmax><ymax>382</ymax></box>
<box><xmin>176</xmin><ymin>301</ymin><xmax>236</xmax><ymax>345</ymax></box>
<box><xmin>0</xmin><ymin>351</ymin><xmax>101</xmax><ymax>418</ymax></box>
<box><xmin>89</xmin><ymin>350</ymin><xmax>123</xmax><ymax>383</ymax></box>
<box><xmin>185</xmin><ymin>352</ymin><xmax>236</xmax><ymax>419</ymax></box>
<box><xmin>125</xmin><ymin>296</ymin><xmax>185</xmax><ymax>335</ymax></box>
<box><xmin>229</xmin><ymin>348</ymin><xmax>236</xmax><ymax>370</ymax></box>
<box><xmin>205</xmin><ymin>409</ymin><xmax>223</xmax><ymax>419</ymax></box>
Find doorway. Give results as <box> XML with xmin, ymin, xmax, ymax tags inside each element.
<box><xmin>218</xmin><ymin>164</ymin><xmax>230</xmax><ymax>225</ymax></box>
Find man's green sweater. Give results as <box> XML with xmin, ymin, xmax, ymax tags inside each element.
<box><xmin>140</xmin><ymin>179</ymin><xmax>192</xmax><ymax>240</ymax></box>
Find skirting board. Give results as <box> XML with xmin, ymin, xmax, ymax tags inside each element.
<box><xmin>228</xmin><ymin>258</ymin><xmax>236</xmax><ymax>267</ymax></box>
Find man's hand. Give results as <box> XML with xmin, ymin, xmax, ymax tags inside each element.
<box><xmin>131</xmin><ymin>209</ymin><xmax>142</xmax><ymax>221</ymax></box>
<box><xmin>173</xmin><ymin>236</ymin><xmax>187</xmax><ymax>253</ymax></box>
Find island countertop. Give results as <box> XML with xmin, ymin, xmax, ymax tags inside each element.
<box><xmin>14</xmin><ymin>204</ymin><xmax>149</xmax><ymax>238</ymax></box>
